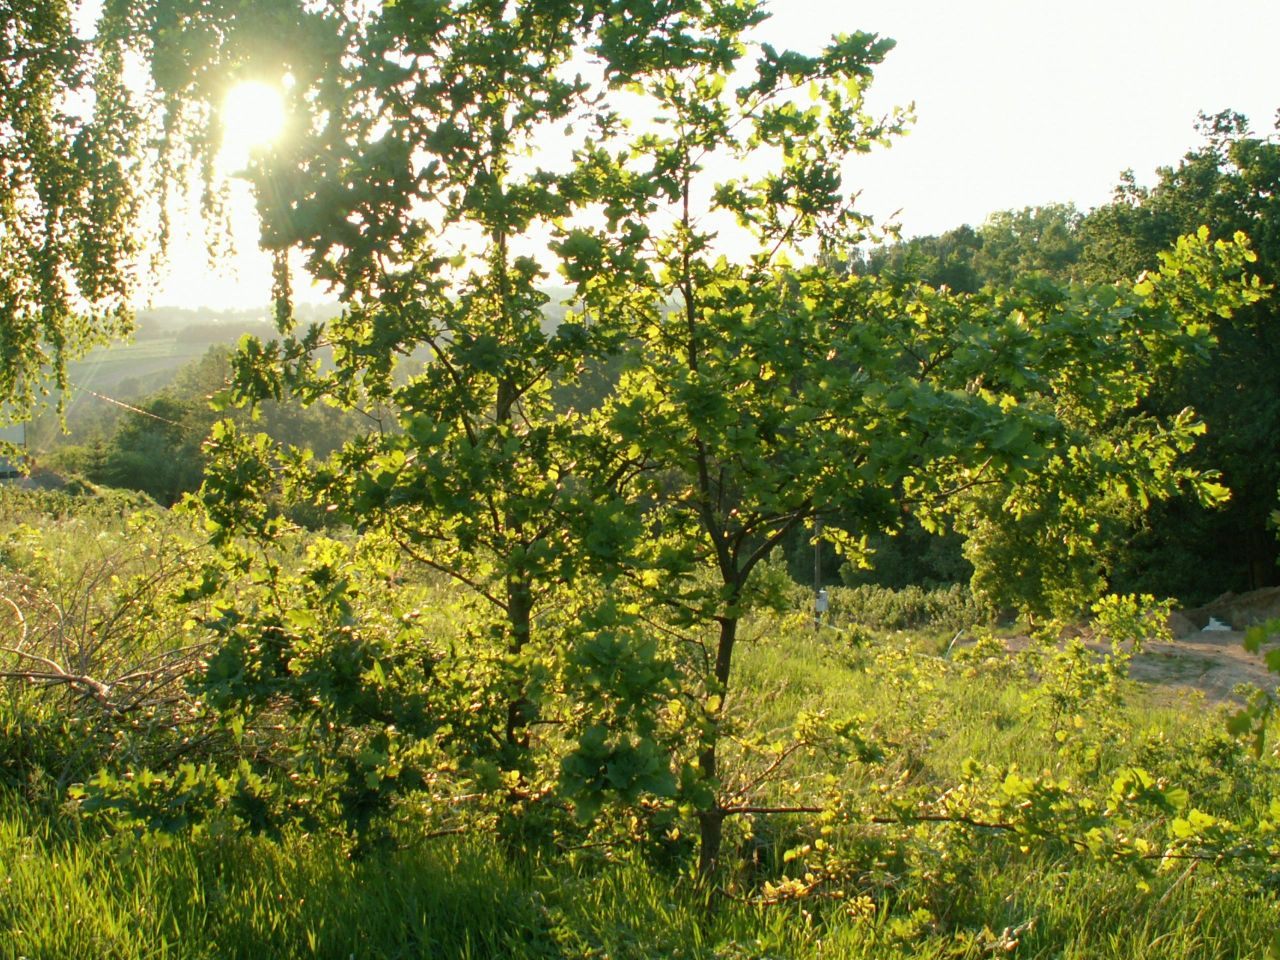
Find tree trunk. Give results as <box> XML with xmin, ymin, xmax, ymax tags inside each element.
<box><xmin>505</xmin><ymin>573</ymin><xmax>534</xmax><ymax>751</ymax></box>
<box><xmin>696</xmin><ymin>613</ymin><xmax>738</xmax><ymax>881</ymax></box>
<box><xmin>1246</xmin><ymin>527</ymin><xmax>1279</xmax><ymax>590</ymax></box>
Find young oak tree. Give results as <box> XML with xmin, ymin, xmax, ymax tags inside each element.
<box><xmin>547</xmin><ymin>45</ymin><xmax>1263</xmax><ymax>874</ymax></box>
<box><xmin>147</xmin><ymin>0</ymin><xmax>793</xmax><ymax>827</ymax></box>
<box><xmin>61</xmin><ymin>0</ymin><xmax>1263</xmax><ymax>878</ymax></box>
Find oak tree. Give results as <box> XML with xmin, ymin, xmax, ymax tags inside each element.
<box><xmin>23</xmin><ymin>0</ymin><xmax>1266</xmax><ymax>882</ymax></box>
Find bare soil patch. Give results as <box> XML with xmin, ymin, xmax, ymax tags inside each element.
<box><xmin>1131</xmin><ymin>585</ymin><xmax>1280</xmax><ymax>703</ymax></box>
<box><xmin>1124</xmin><ymin>629</ymin><xmax>1275</xmax><ymax>704</ymax></box>
<box><xmin>973</xmin><ymin>587</ymin><xmax>1280</xmax><ymax>705</ymax></box>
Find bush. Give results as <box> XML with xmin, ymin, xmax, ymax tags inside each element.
<box><xmin>824</xmin><ymin>583</ymin><xmax>994</xmax><ymax>633</ymax></box>
<box><xmin>0</xmin><ymin>496</ymin><xmax>214</xmax><ymax>797</ymax></box>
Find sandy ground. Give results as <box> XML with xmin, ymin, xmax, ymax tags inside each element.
<box><xmin>976</xmin><ymin>623</ymin><xmax>1278</xmax><ymax>705</ymax></box>
<box><xmin>1123</xmin><ymin>630</ymin><xmax>1277</xmax><ymax>704</ymax></box>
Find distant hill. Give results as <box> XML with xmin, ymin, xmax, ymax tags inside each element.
<box><xmin>28</xmin><ymin>291</ymin><xmax>582</xmax><ymax>450</ymax></box>
<box><xmin>135</xmin><ymin>301</ymin><xmax>340</xmax><ymax>339</ymax></box>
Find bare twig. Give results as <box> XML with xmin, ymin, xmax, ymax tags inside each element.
<box><xmin>0</xmin><ymin>594</ymin><xmax>27</xmax><ymax>647</ymax></box>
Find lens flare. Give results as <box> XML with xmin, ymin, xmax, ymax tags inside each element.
<box><xmin>221</xmin><ymin>81</ymin><xmax>286</xmax><ymax>162</ymax></box>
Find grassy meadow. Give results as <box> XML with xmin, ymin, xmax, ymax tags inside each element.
<box><xmin>0</xmin><ymin>488</ymin><xmax>1277</xmax><ymax>959</ymax></box>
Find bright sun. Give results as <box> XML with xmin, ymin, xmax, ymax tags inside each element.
<box><xmin>221</xmin><ymin>81</ymin><xmax>286</xmax><ymax>164</ymax></box>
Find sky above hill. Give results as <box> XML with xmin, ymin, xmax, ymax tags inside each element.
<box><xmin>149</xmin><ymin>0</ymin><xmax>1280</xmax><ymax>310</ymax></box>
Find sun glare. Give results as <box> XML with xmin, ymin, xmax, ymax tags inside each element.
<box><xmin>221</xmin><ymin>81</ymin><xmax>286</xmax><ymax>163</ymax></box>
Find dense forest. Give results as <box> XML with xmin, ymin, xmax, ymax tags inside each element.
<box><xmin>1</xmin><ymin>1</ymin><xmax>1279</xmax><ymax>957</ymax></box>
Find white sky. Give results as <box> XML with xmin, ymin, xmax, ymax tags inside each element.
<box><xmin>149</xmin><ymin>0</ymin><xmax>1280</xmax><ymax>310</ymax></box>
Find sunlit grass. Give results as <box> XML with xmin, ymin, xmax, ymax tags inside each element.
<box><xmin>1</xmin><ymin>495</ymin><xmax>1277</xmax><ymax>959</ymax></box>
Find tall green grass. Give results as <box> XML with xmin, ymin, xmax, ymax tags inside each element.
<box><xmin>3</xmin><ymin>798</ymin><xmax>1275</xmax><ymax>959</ymax></box>
<box><xmin>1</xmin><ymin>491</ymin><xmax>1277</xmax><ymax>959</ymax></box>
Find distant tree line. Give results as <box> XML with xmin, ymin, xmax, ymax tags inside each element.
<box><xmin>133</xmin><ymin>302</ymin><xmax>339</xmax><ymax>339</ymax></box>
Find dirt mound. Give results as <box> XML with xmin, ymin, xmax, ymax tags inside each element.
<box><xmin>2</xmin><ymin>466</ymin><xmax>70</xmax><ymax>492</ymax></box>
<box><xmin>989</xmin><ymin>629</ymin><xmax>1276</xmax><ymax>705</ymax></box>
<box><xmin>1177</xmin><ymin>587</ymin><xmax>1280</xmax><ymax>635</ymax></box>
<box><xmin>1137</xmin><ymin>588</ymin><xmax>1280</xmax><ymax>701</ymax></box>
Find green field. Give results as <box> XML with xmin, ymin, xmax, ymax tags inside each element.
<box><xmin>0</xmin><ymin>490</ymin><xmax>1276</xmax><ymax>959</ymax></box>
<box><xmin>63</xmin><ymin>338</ymin><xmax>218</xmax><ymax>401</ymax></box>
<box><xmin>24</xmin><ymin>337</ymin><xmax>241</xmax><ymax>453</ymax></box>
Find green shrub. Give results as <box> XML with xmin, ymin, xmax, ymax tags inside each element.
<box><xmin>824</xmin><ymin>582</ymin><xmax>994</xmax><ymax>633</ymax></box>
<box><xmin>0</xmin><ymin>495</ymin><xmax>215</xmax><ymax>798</ymax></box>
